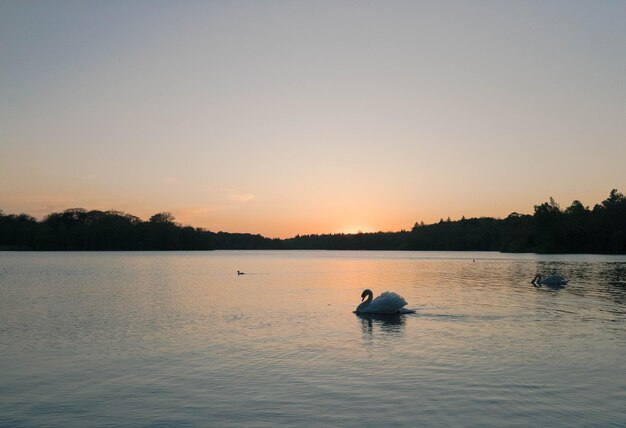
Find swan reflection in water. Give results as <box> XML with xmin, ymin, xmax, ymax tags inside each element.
<box><xmin>357</xmin><ymin>311</ymin><xmax>406</xmax><ymax>336</ymax></box>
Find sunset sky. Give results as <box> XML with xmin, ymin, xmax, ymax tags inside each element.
<box><xmin>1</xmin><ymin>1</ymin><xmax>625</xmax><ymax>238</ymax></box>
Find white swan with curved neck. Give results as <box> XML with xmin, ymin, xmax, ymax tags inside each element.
<box><xmin>531</xmin><ymin>274</ymin><xmax>568</xmax><ymax>286</ymax></box>
<box><xmin>355</xmin><ymin>289</ymin><xmax>408</xmax><ymax>314</ymax></box>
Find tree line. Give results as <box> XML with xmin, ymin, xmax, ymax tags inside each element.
<box><xmin>1</xmin><ymin>189</ymin><xmax>624</xmax><ymax>253</ymax></box>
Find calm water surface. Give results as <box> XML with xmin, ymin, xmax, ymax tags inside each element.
<box><xmin>1</xmin><ymin>251</ymin><xmax>625</xmax><ymax>427</ymax></box>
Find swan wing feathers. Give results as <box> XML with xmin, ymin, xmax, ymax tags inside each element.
<box><xmin>364</xmin><ymin>291</ymin><xmax>407</xmax><ymax>314</ymax></box>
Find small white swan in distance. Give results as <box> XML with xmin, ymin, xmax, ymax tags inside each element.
<box><xmin>355</xmin><ymin>289</ymin><xmax>409</xmax><ymax>314</ymax></box>
<box><xmin>531</xmin><ymin>274</ymin><xmax>568</xmax><ymax>286</ymax></box>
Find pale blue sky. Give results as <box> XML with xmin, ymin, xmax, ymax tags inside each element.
<box><xmin>1</xmin><ymin>1</ymin><xmax>625</xmax><ymax>237</ymax></box>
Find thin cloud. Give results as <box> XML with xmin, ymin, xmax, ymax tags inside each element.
<box><xmin>175</xmin><ymin>205</ymin><xmax>230</xmax><ymax>227</ymax></box>
<box><xmin>184</xmin><ymin>205</ymin><xmax>229</xmax><ymax>215</ymax></box>
<box><xmin>228</xmin><ymin>193</ymin><xmax>255</xmax><ymax>202</ymax></box>
<box><xmin>12</xmin><ymin>194</ymin><xmax>77</xmax><ymax>215</ymax></box>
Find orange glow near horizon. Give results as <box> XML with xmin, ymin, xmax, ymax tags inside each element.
<box><xmin>335</xmin><ymin>225</ymin><xmax>374</xmax><ymax>235</ymax></box>
<box><xmin>0</xmin><ymin>188</ymin><xmax>623</xmax><ymax>239</ymax></box>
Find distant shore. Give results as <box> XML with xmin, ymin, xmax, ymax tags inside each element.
<box><xmin>2</xmin><ymin>248</ymin><xmax>626</xmax><ymax>257</ymax></box>
<box><xmin>1</xmin><ymin>189</ymin><xmax>625</xmax><ymax>254</ymax></box>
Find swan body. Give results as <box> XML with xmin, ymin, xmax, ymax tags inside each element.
<box><xmin>356</xmin><ymin>289</ymin><xmax>407</xmax><ymax>314</ymax></box>
<box><xmin>532</xmin><ymin>274</ymin><xmax>567</xmax><ymax>286</ymax></box>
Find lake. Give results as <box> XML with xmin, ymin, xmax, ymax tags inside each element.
<box><xmin>1</xmin><ymin>251</ymin><xmax>625</xmax><ymax>427</ymax></box>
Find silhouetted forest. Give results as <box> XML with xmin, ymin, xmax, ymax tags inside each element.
<box><xmin>1</xmin><ymin>189</ymin><xmax>625</xmax><ymax>253</ymax></box>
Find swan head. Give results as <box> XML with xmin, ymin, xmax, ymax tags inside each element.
<box><xmin>531</xmin><ymin>274</ymin><xmax>541</xmax><ymax>284</ymax></box>
<box><xmin>361</xmin><ymin>289</ymin><xmax>373</xmax><ymax>302</ymax></box>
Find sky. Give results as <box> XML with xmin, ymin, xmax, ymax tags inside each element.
<box><xmin>1</xmin><ymin>1</ymin><xmax>625</xmax><ymax>238</ymax></box>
